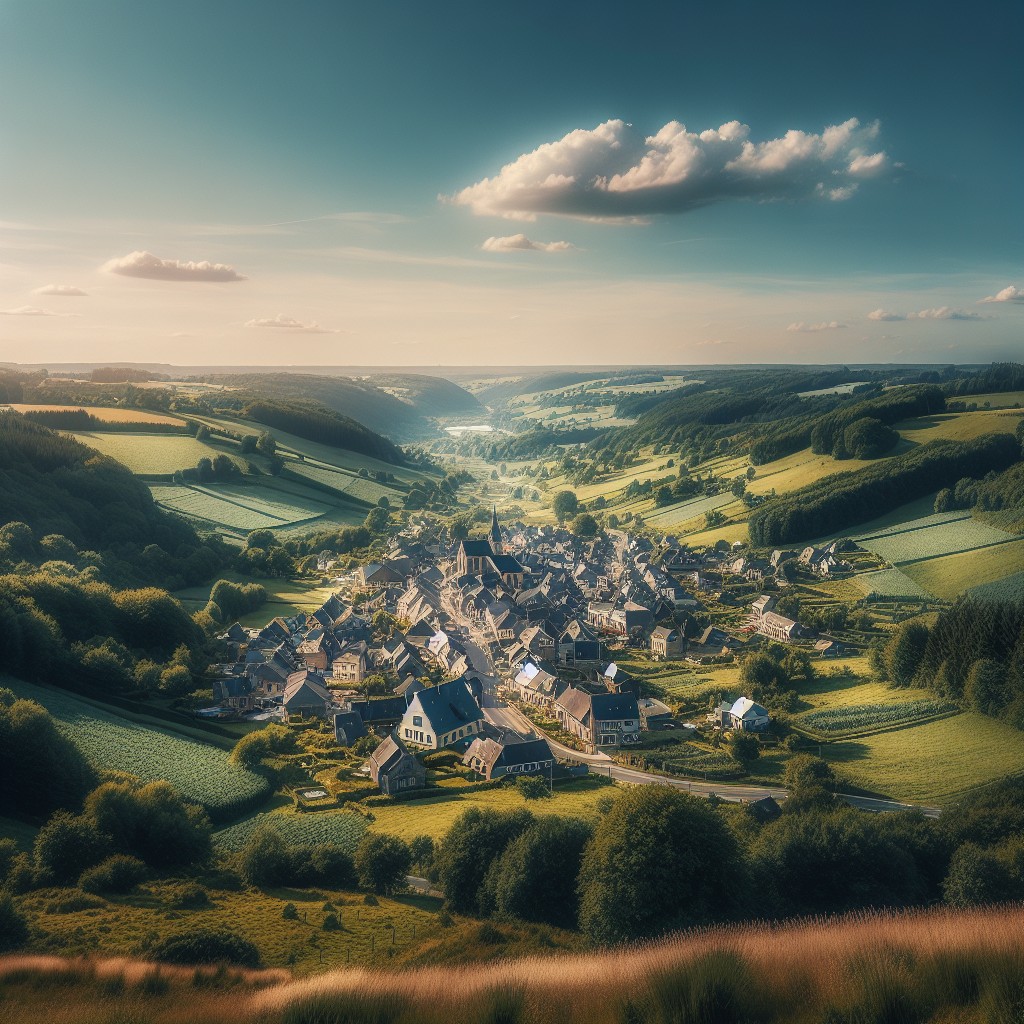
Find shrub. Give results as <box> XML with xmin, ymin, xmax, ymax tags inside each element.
<box><xmin>515</xmin><ymin>774</ymin><xmax>551</xmax><ymax>800</ymax></box>
<box><xmin>282</xmin><ymin>902</ymin><xmax>299</xmax><ymax>920</ymax></box>
<box><xmin>322</xmin><ymin>913</ymin><xmax>341</xmax><ymax>931</ymax></box>
<box><xmin>33</xmin><ymin>810</ymin><xmax>111</xmax><ymax>885</ymax></box>
<box><xmin>147</xmin><ymin>928</ymin><xmax>262</xmax><ymax>968</ymax></box>
<box><xmin>355</xmin><ymin>834</ymin><xmax>412</xmax><ymax>895</ymax></box>
<box><xmin>0</xmin><ymin>893</ymin><xmax>28</xmax><ymax>952</ymax></box>
<box><xmin>79</xmin><ymin>854</ymin><xmax>147</xmax><ymax>895</ymax></box>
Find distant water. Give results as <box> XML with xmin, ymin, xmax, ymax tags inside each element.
<box><xmin>445</xmin><ymin>424</ymin><xmax>495</xmax><ymax>434</ymax></box>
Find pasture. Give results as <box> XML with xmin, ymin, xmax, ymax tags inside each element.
<box><xmin>3</xmin><ymin>678</ymin><xmax>269</xmax><ymax>819</ymax></box>
<box><xmin>826</xmin><ymin>712</ymin><xmax>1024</xmax><ymax>804</ymax></box>
<box><xmin>896</xmin><ymin>408</ymin><xmax>1024</xmax><ymax>445</ymax></box>
<box><xmin>746</xmin><ymin>448</ymin><xmax>879</xmax><ymax>498</ymax></box>
<box><xmin>173</xmin><ymin>574</ymin><xmax>341</xmax><ymax>624</ymax></box>
<box><xmin>18</xmin><ymin>878</ymin><xmax>443</xmax><ymax>975</ymax></box>
<box><xmin>70</xmin><ymin>431</ymin><xmax>244</xmax><ymax>475</ymax></box>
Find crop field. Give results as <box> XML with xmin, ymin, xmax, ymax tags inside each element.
<box><xmin>151</xmin><ymin>482</ymin><xmax>336</xmax><ymax>535</ymax></box>
<box><xmin>285</xmin><ymin>463</ymin><xmax>404</xmax><ymax>506</ymax></box>
<box><xmin>4</xmin><ymin>403</ymin><xmax>184</xmax><ymax>425</ymax></box>
<box><xmin>799</xmin><ymin>698</ymin><xmax>954</xmax><ymax>734</ymax></box>
<box><xmin>853</xmin><ymin>568</ymin><xmax>932</xmax><ymax>599</ymax></box>
<box><xmin>214</xmin><ymin>809</ymin><xmax>369</xmax><ymax>852</ymax></box>
<box><xmin>853</xmin><ymin>511</ymin><xmax>975</xmax><ymax>542</ymax></box>
<box><xmin>365</xmin><ymin>778</ymin><xmax>617</xmax><ymax>841</ymax></box>
<box><xmin>70</xmin><ymin>431</ymin><xmax>244</xmax><ymax>475</ymax></box>
<box><xmin>971</xmin><ymin>571</ymin><xmax>1024</xmax><ymax>602</ymax></box>
<box><xmin>4</xmin><ymin>678</ymin><xmax>269</xmax><ymax>818</ymax></box>
<box><xmin>826</xmin><ymin>712</ymin><xmax>1024</xmax><ymax>804</ymax></box>
<box><xmin>902</xmin><ymin>539</ymin><xmax>1024</xmax><ymax>600</ymax></box>
<box><xmin>856</xmin><ymin>518</ymin><xmax>1017</xmax><ymax>565</ymax></box>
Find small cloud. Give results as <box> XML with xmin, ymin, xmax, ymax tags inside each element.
<box><xmin>909</xmin><ymin>307</ymin><xmax>984</xmax><ymax>321</ymax></box>
<box><xmin>786</xmin><ymin>320</ymin><xmax>847</xmax><ymax>332</ymax></box>
<box><xmin>979</xmin><ymin>285</ymin><xmax>1024</xmax><ymax>304</ymax></box>
<box><xmin>481</xmin><ymin>233</ymin><xmax>575</xmax><ymax>253</ymax></box>
<box><xmin>245</xmin><ymin>314</ymin><xmax>338</xmax><ymax>334</ymax></box>
<box><xmin>867</xmin><ymin>309</ymin><xmax>906</xmax><ymax>321</ymax></box>
<box><xmin>101</xmin><ymin>250</ymin><xmax>245</xmax><ymax>282</ymax></box>
<box><xmin>0</xmin><ymin>304</ymin><xmax>78</xmax><ymax>317</ymax></box>
<box><xmin>32</xmin><ymin>283</ymin><xmax>87</xmax><ymax>297</ymax></box>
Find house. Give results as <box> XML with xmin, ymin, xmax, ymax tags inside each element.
<box><xmin>283</xmin><ymin>670</ymin><xmax>335</xmax><ymax>718</ymax></box>
<box><xmin>358</xmin><ymin>561</ymin><xmax>406</xmax><ymax>590</ymax></box>
<box><xmin>638</xmin><ymin>696</ymin><xmax>674</xmax><ymax>729</ymax></box>
<box><xmin>756</xmin><ymin>611</ymin><xmax>803</xmax><ymax>642</ymax></box>
<box><xmin>650</xmin><ymin>625</ymin><xmax>685</xmax><ymax>660</ymax></box>
<box><xmin>512</xmin><ymin>661</ymin><xmax>565</xmax><ymax>708</ymax></box>
<box><xmin>398</xmin><ymin>677</ymin><xmax>485</xmax><ymax>750</ymax></box>
<box><xmin>347</xmin><ymin>695</ymin><xmax>409</xmax><ymax>730</ymax></box>
<box><xmin>815</xmin><ymin>638</ymin><xmax>848</xmax><ymax>658</ymax></box>
<box><xmin>748</xmin><ymin>795</ymin><xmax>783</xmax><ymax>823</ymax></box>
<box><xmin>554</xmin><ymin>687</ymin><xmax>641</xmax><ymax>750</ymax></box>
<box><xmin>462</xmin><ymin>734</ymin><xmax>555</xmax><ymax>780</ymax></box>
<box><xmin>332</xmin><ymin>644</ymin><xmax>368</xmax><ymax>683</ymax></box>
<box><xmin>368</xmin><ymin>733</ymin><xmax>426</xmax><ymax>795</ymax></box>
<box><xmin>715</xmin><ymin>696</ymin><xmax>770</xmax><ymax>732</ymax></box>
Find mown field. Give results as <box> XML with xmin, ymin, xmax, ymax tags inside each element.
<box><xmin>173</xmin><ymin>574</ymin><xmax>341</xmax><ymax>625</ymax></box>
<box><xmin>903</xmin><ymin>538</ymin><xmax>1024</xmax><ymax>600</ymax></box>
<box><xmin>4</xmin><ymin>403</ymin><xmax>183</xmax><ymax>425</ymax></box>
<box><xmin>70</xmin><ymin>431</ymin><xmax>246</xmax><ymax>475</ymax></box>
<box><xmin>3</xmin><ymin>678</ymin><xmax>269</xmax><ymax>819</ymax></box>
<box><xmin>896</xmin><ymin>408</ymin><xmax>1024</xmax><ymax>444</ymax></box>
<box><xmin>826</xmin><ymin>711</ymin><xmax>1024</xmax><ymax>804</ymax></box>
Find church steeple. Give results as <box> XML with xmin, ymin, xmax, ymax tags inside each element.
<box><xmin>489</xmin><ymin>505</ymin><xmax>503</xmax><ymax>553</ymax></box>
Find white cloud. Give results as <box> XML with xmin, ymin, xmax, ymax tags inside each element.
<box><xmin>32</xmin><ymin>283</ymin><xmax>87</xmax><ymax>297</ymax></box>
<box><xmin>0</xmin><ymin>304</ymin><xmax>77</xmax><ymax>317</ymax></box>
<box><xmin>979</xmin><ymin>285</ymin><xmax>1024</xmax><ymax>304</ymax></box>
<box><xmin>481</xmin><ymin>233</ymin><xmax>575</xmax><ymax>253</ymax></box>
<box><xmin>245</xmin><ymin>314</ymin><xmax>338</xmax><ymax>334</ymax></box>
<box><xmin>449</xmin><ymin>117</ymin><xmax>890</xmax><ymax>221</ymax></box>
<box><xmin>101</xmin><ymin>250</ymin><xmax>245</xmax><ymax>282</ymax></box>
<box><xmin>909</xmin><ymin>307</ymin><xmax>984</xmax><ymax>321</ymax></box>
<box><xmin>786</xmin><ymin>320</ymin><xmax>847</xmax><ymax>332</ymax></box>
<box><xmin>867</xmin><ymin>309</ymin><xmax>906</xmax><ymax>321</ymax></box>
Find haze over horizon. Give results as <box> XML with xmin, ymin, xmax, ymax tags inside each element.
<box><xmin>1</xmin><ymin>0</ymin><xmax>1021</xmax><ymax>366</ymax></box>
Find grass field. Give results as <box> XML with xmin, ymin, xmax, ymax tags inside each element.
<box><xmin>856</xmin><ymin>517</ymin><xmax>1017</xmax><ymax>565</ymax></box>
<box><xmin>746</xmin><ymin>448</ymin><xmax>880</xmax><ymax>498</ymax></box>
<box><xmin>18</xmin><ymin>879</ymin><xmax>443</xmax><ymax>975</ymax></box>
<box><xmin>3</xmin><ymin>677</ymin><xmax>269</xmax><ymax>818</ymax></box>
<box><xmin>897</xmin><ymin>408</ymin><xmax>1024</xmax><ymax>444</ymax></box>
<box><xmin>971</xmin><ymin>571</ymin><xmax>1024</xmax><ymax>602</ymax></box>
<box><xmin>4</xmin><ymin>403</ymin><xmax>184</xmax><ymax>425</ymax></box>
<box><xmin>826</xmin><ymin>711</ymin><xmax>1024</xmax><ymax>804</ymax></box>
<box><xmin>71</xmin><ymin>431</ymin><xmax>245</xmax><ymax>475</ymax></box>
<box><xmin>640</xmin><ymin>492</ymin><xmax>740</xmax><ymax>528</ymax></box>
<box><xmin>366</xmin><ymin>778</ymin><xmax>618</xmax><ymax>841</ymax></box>
<box><xmin>284</xmin><ymin>462</ymin><xmax>403</xmax><ymax>506</ymax></box>
<box><xmin>678</xmin><ymin>521</ymin><xmax>750</xmax><ymax>546</ymax></box>
<box><xmin>902</xmin><ymin>538</ymin><xmax>1024</xmax><ymax>600</ymax></box>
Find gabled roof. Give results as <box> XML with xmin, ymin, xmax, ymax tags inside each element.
<box><xmin>730</xmin><ymin>696</ymin><xmax>769</xmax><ymax>720</ymax></box>
<box><xmin>283</xmin><ymin>671</ymin><xmax>332</xmax><ymax>707</ymax></box>
<box><xmin>590</xmin><ymin>690</ymin><xmax>640</xmax><ymax>722</ymax></box>
<box><xmin>463</xmin><ymin>735</ymin><xmax>554</xmax><ymax>773</ymax></box>
<box><xmin>408</xmin><ymin>677</ymin><xmax>483</xmax><ymax>736</ymax></box>
<box><xmin>370</xmin><ymin>732</ymin><xmax>416</xmax><ymax>775</ymax></box>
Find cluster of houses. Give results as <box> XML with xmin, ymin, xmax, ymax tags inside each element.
<box><xmin>211</xmin><ymin>511</ymin><xmax>852</xmax><ymax>793</ymax></box>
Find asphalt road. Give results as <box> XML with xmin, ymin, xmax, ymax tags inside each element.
<box><xmin>448</xmin><ymin>592</ymin><xmax>941</xmax><ymax>818</ymax></box>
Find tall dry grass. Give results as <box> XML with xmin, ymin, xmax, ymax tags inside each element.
<box><xmin>3</xmin><ymin>906</ymin><xmax>1024</xmax><ymax>1023</ymax></box>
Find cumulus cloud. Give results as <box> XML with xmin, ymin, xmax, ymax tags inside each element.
<box><xmin>0</xmin><ymin>304</ymin><xmax>77</xmax><ymax>317</ymax></box>
<box><xmin>101</xmin><ymin>250</ymin><xmax>245</xmax><ymax>282</ymax></box>
<box><xmin>32</xmin><ymin>283</ymin><xmax>87</xmax><ymax>297</ymax></box>
<box><xmin>979</xmin><ymin>285</ymin><xmax>1024</xmax><ymax>304</ymax></box>
<box><xmin>481</xmin><ymin>233</ymin><xmax>575</xmax><ymax>253</ymax></box>
<box><xmin>245</xmin><ymin>314</ymin><xmax>338</xmax><ymax>334</ymax></box>
<box><xmin>867</xmin><ymin>309</ymin><xmax>906</xmax><ymax>321</ymax></box>
<box><xmin>449</xmin><ymin>117</ymin><xmax>890</xmax><ymax>221</ymax></box>
<box><xmin>786</xmin><ymin>320</ymin><xmax>847</xmax><ymax>332</ymax></box>
<box><xmin>909</xmin><ymin>307</ymin><xmax>984</xmax><ymax>321</ymax></box>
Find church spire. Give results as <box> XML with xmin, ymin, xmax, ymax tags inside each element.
<box><xmin>489</xmin><ymin>504</ymin><xmax>503</xmax><ymax>552</ymax></box>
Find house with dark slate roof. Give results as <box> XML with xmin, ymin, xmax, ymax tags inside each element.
<box><xmin>554</xmin><ymin>687</ymin><xmax>641</xmax><ymax>751</ymax></box>
<box><xmin>462</xmin><ymin>734</ymin><xmax>555</xmax><ymax>780</ymax></box>
<box><xmin>398</xmin><ymin>677</ymin><xmax>484</xmax><ymax>750</ymax></box>
<box><xmin>283</xmin><ymin>670</ymin><xmax>335</xmax><ymax>718</ymax></box>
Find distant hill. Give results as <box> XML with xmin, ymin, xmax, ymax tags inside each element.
<box><xmin>365</xmin><ymin>373</ymin><xmax>483</xmax><ymax>417</ymax></box>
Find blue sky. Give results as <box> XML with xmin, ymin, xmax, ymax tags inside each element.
<box><xmin>1</xmin><ymin>0</ymin><xmax>1021</xmax><ymax>365</ymax></box>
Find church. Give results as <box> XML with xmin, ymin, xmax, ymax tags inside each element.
<box><xmin>454</xmin><ymin>507</ymin><xmax>525</xmax><ymax>588</ymax></box>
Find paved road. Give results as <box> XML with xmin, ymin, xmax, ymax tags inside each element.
<box><xmin>448</xmin><ymin>592</ymin><xmax>941</xmax><ymax>818</ymax></box>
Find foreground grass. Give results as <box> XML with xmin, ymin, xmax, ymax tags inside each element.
<box><xmin>5</xmin><ymin>905</ymin><xmax>1024</xmax><ymax>1024</ymax></box>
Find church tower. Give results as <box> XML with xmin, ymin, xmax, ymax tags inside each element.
<box><xmin>488</xmin><ymin>505</ymin><xmax>504</xmax><ymax>555</ymax></box>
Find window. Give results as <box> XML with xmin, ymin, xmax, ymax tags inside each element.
<box><xmin>404</xmin><ymin>729</ymin><xmax>411</xmax><ymax>738</ymax></box>
<box><xmin>413</xmin><ymin>715</ymin><xmax>422</xmax><ymax>727</ymax></box>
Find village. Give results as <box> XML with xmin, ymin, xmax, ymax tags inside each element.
<box><xmin>209</xmin><ymin>509</ymin><xmax>878</xmax><ymax>811</ymax></box>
